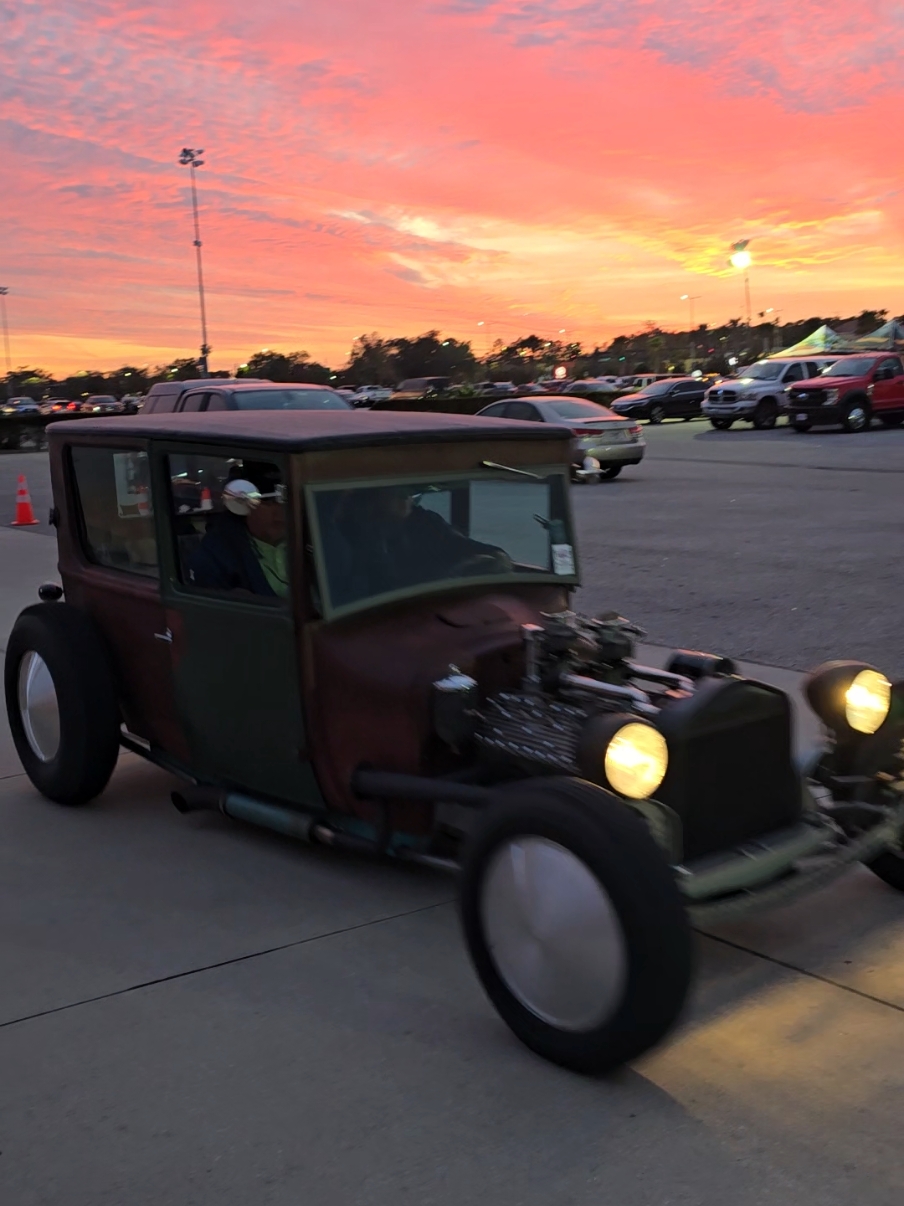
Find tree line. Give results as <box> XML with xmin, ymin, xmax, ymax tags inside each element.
<box><xmin>4</xmin><ymin>310</ymin><xmax>899</xmax><ymax>399</ymax></box>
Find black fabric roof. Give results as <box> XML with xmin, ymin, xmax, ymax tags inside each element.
<box><xmin>48</xmin><ymin>409</ymin><xmax>571</xmax><ymax>451</ymax></box>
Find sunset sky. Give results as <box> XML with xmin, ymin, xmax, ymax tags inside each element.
<box><xmin>3</xmin><ymin>1</ymin><xmax>904</xmax><ymax>375</ymax></box>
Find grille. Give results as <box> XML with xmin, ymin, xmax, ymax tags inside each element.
<box><xmin>790</xmin><ymin>388</ymin><xmax>824</xmax><ymax>406</ymax></box>
<box><xmin>477</xmin><ymin>693</ymin><xmax>586</xmax><ymax>772</ymax></box>
<box><xmin>658</xmin><ymin>686</ymin><xmax>800</xmax><ymax>862</ymax></box>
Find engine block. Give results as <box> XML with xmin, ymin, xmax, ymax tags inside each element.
<box><xmin>476</xmin><ymin>692</ymin><xmax>589</xmax><ymax>773</ymax></box>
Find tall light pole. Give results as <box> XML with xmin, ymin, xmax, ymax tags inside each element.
<box><xmin>680</xmin><ymin>294</ymin><xmax>701</xmax><ymax>364</ymax></box>
<box><xmin>0</xmin><ymin>286</ymin><xmax>11</xmax><ymax>379</ymax></box>
<box><xmin>179</xmin><ymin>148</ymin><xmax>210</xmax><ymax>375</ymax></box>
<box><xmin>729</xmin><ymin>240</ymin><xmax>752</xmax><ymax>328</ymax></box>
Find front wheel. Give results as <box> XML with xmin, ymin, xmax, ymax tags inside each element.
<box><xmin>4</xmin><ymin>603</ymin><xmax>121</xmax><ymax>805</ymax></box>
<box><xmin>648</xmin><ymin>405</ymin><xmax>666</xmax><ymax>424</ymax></box>
<box><xmin>597</xmin><ymin>465</ymin><xmax>622</xmax><ymax>480</ymax></box>
<box><xmin>841</xmin><ymin>400</ymin><xmax>870</xmax><ymax>433</ymax></box>
<box><xmin>709</xmin><ymin>417</ymin><xmax>733</xmax><ymax>430</ymax></box>
<box><xmin>752</xmin><ymin>400</ymin><xmax>778</xmax><ymax>430</ymax></box>
<box><xmin>459</xmin><ymin>778</ymin><xmax>693</xmax><ymax>1074</ymax></box>
<box><xmin>792</xmin><ymin>418</ymin><xmax>811</xmax><ymax>433</ymax></box>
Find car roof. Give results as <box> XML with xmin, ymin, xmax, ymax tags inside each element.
<box><xmin>49</xmin><ymin>409</ymin><xmax>571</xmax><ymax>452</ymax></box>
<box><xmin>185</xmin><ymin>381</ymin><xmax>338</xmax><ymax>393</ymax></box>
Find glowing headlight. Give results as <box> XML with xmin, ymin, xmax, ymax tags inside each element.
<box><xmin>844</xmin><ymin>669</ymin><xmax>891</xmax><ymax>734</ymax></box>
<box><xmin>604</xmin><ymin>722</ymin><xmax>668</xmax><ymax>800</ymax></box>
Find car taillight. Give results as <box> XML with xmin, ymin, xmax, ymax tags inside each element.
<box><xmin>573</xmin><ymin>427</ymin><xmax>600</xmax><ymax>437</ymax></box>
<box><xmin>629</xmin><ymin>424</ymin><xmax>642</xmax><ymax>436</ymax></box>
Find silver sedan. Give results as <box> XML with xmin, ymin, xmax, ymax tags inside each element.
<box><xmin>476</xmin><ymin>396</ymin><xmax>646</xmax><ymax>480</ymax></box>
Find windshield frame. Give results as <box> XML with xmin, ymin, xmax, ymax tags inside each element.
<box><xmin>305</xmin><ymin>465</ymin><xmax>578</xmax><ymax>621</ymax></box>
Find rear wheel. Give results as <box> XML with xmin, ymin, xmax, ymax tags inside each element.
<box><xmin>459</xmin><ymin>778</ymin><xmax>693</xmax><ymax>1074</ymax></box>
<box><xmin>597</xmin><ymin>465</ymin><xmax>622</xmax><ymax>480</ymax></box>
<box><xmin>752</xmin><ymin>399</ymin><xmax>778</xmax><ymax>430</ymax></box>
<box><xmin>792</xmin><ymin>418</ymin><xmax>811</xmax><ymax>433</ymax></box>
<box><xmin>4</xmin><ymin>603</ymin><xmax>120</xmax><ymax>805</ymax></box>
<box><xmin>879</xmin><ymin>413</ymin><xmax>904</xmax><ymax>428</ymax></box>
<box><xmin>709</xmin><ymin>417</ymin><xmax>733</xmax><ymax>430</ymax></box>
<box><xmin>648</xmin><ymin>405</ymin><xmax>666</xmax><ymax>425</ymax></box>
<box><xmin>840</xmin><ymin>399</ymin><xmax>870</xmax><ymax>433</ymax></box>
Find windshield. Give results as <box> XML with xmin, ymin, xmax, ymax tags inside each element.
<box><xmin>233</xmin><ymin>389</ymin><xmax>350</xmax><ymax>410</ymax></box>
<box><xmin>821</xmin><ymin>358</ymin><xmax>874</xmax><ymax>377</ymax></box>
<box><xmin>545</xmin><ymin>400</ymin><xmax>614</xmax><ymax>420</ymax></box>
<box><xmin>739</xmin><ymin>362</ymin><xmax>784</xmax><ymax>381</ymax></box>
<box><xmin>311</xmin><ymin>470</ymin><xmax>575</xmax><ymax>614</ymax></box>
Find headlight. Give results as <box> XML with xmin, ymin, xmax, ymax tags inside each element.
<box><xmin>805</xmin><ymin>660</ymin><xmax>891</xmax><ymax>736</ymax></box>
<box><xmin>603</xmin><ymin>721</ymin><xmax>668</xmax><ymax>799</ymax></box>
<box><xmin>845</xmin><ymin>670</ymin><xmax>891</xmax><ymax>734</ymax></box>
<box><xmin>824</xmin><ymin>388</ymin><xmax>839</xmax><ymax>404</ymax></box>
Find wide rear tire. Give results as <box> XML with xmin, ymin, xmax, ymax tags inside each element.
<box><xmin>459</xmin><ymin>777</ymin><xmax>693</xmax><ymax>1074</ymax></box>
<box><xmin>4</xmin><ymin>603</ymin><xmax>120</xmax><ymax>805</ymax></box>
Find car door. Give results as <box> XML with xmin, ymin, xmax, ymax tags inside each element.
<box><xmin>871</xmin><ymin>356</ymin><xmax>904</xmax><ymax>414</ymax></box>
<box><xmin>60</xmin><ymin>442</ymin><xmax>189</xmax><ymax>762</ymax></box>
<box><xmin>155</xmin><ymin>445</ymin><xmax>320</xmax><ymax>807</ymax></box>
<box><xmin>665</xmin><ymin>382</ymin><xmax>689</xmax><ymax>416</ymax></box>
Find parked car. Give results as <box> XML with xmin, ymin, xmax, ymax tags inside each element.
<box><xmin>7</xmin><ymin>410</ymin><xmax>904</xmax><ymax>1074</ymax></box>
<box><xmin>141</xmin><ymin>378</ymin><xmax>265</xmax><ymax>414</ymax></box>
<box><xmin>782</xmin><ymin>353</ymin><xmax>904</xmax><ymax>432</ymax></box>
<box><xmin>514</xmin><ymin>383</ymin><xmax>549</xmax><ymax>396</ymax></box>
<box><xmin>473</xmin><ymin>381</ymin><xmax>518</xmax><ymax>400</ymax></box>
<box><xmin>477</xmin><ymin>395</ymin><xmax>645</xmax><ymax>480</ymax></box>
<box><xmin>160</xmin><ymin>382</ymin><xmax>352</xmax><ymax>413</ymax></box>
<box><xmin>350</xmin><ymin>385</ymin><xmax>393</xmax><ymax>406</ymax></box>
<box><xmin>120</xmin><ymin>394</ymin><xmax>144</xmax><ymax>414</ymax></box>
<box><xmin>703</xmin><ymin>357</ymin><xmax>838</xmax><ymax>430</ymax></box>
<box><xmin>39</xmin><ymin>399</ymin><xmax>78</xmax><ymax>415</ymax></box>
<box><xmin>563</xmin><ymin>379</ymin><xmax>618</xmax><ymax>396</ymax></box>
<box><xmin>1</xmin><ymin>397</ymin><xmax>41</xmax><ymax>414</ymax></box>
<box><xmin>611</xmin><ymin>377</ymin><xmax>707</xmax><ymax>423</ymax></box>
<box><xmin>389</xmin><ymin>377</ymin><xmax>451</xmax><ymax>402</ymax></box>
<box><xmin>81</xmin><ymin>395</ymin><xmax>123</xmax><ymax>414</ymax></box>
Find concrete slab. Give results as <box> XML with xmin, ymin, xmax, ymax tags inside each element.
<box><xmin>0</xmin><ymin>527</ymin><xmax>58</xmax><ymax>654</ymax></box>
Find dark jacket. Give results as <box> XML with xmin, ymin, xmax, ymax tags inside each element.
<box><xmin>188</xmin><ymin>513</ymin><xmax>276</xmax><ymax>596</ymax></box>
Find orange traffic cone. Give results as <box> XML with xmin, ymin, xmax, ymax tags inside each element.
<box><xmin>200</xmin><ymin>486</ymin><xmax>213</xmax><ymax>511</ymax></box>
<box><xmin>11</xmin><ymin>474</ymin><xmax>39</xmax><ymax>527</ymax></box>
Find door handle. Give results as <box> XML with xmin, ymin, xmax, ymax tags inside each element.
<box><xmin>154</xmin><ymin>628</ymin><xmax>173</xmax><ymax>643</ymax></box>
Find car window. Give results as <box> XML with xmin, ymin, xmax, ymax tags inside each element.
<box><xmin>310</xmin><ymin>471</ymin><xmax>575</xmax><ymax>615</ymax></box>
<box><xmin>205</xmin><ymin>393</ymin><xmax>231</xmax><ymax>411</ymax></box>
<box><xmin>145</xmin><ymin>390</ymin><xmax>177</xmax><ymax>413</ymax></box>
<box><xmin>230</xmin><ymin>388</ymin><xmax>350</xmax><ymax>410</ymax></box>
<box><xmin>479</xmin><ymin>403</ymin><xmax>508</xmax><ymax>418</ymax></box>
<box><xmin>166</xmin><ymin>453</ymin><xmax>288</xmax><ymax>602</ymax></box>
<box><xmin>179</xmin><ymin>392</ymin><xmax>207</xmax><ymax>412</ymax></box>
<box><xmin>505</xmin><ymin>401</ymin><xmax>542</xmax><ymax>421</ymax></box>
<box><xmin>782</xmin><ymin>363</ymin><xmax>805</xmax><ymax>383</ymax></box>
<box><xmin>70</xmin><ymin>447</ymin><xmax>158</xmax><ymax>578</ymax></box>
<box><xmin>879</xmin><ymin>357</ymin><xmax>903</xmax><ymax>376</ymax></box>
<box><xmin>806</xmin><ymin>362</ymin><xmax>821</xmax><ymax>379</ymax></box>
<box><xmin>544</xmin><ymin>399</ymin><xmax>612</xmax><ymax>420</ymax></box>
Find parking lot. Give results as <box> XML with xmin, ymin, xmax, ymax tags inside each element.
<box><xmin>2</xmin><ymin>420</ymin><xmax>904</xmax><ymax>1205</ymax></box>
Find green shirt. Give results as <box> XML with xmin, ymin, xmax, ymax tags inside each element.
<box><xmin>250</xmin><ymin>537</ymin><xmax>289</xmax><ymax>598</ymax></box>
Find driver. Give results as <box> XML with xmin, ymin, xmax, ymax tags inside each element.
<box><xmin>189</xmin><ymin>463</ymin><xmax>288</xmax><ymax>597</ymax></box>
<box><xmin>333</xmin><ymin>484</ymin><xmax>511</xmax><ymax>599</ymax></box>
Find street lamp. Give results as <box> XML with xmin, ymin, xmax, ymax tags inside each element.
<box><xmin>680</xmin><ymin>294</ymin><xmax>701</xmax><ymax>364</ymax></box>
<box><xmin>178</xmin><ymin>148</ymin><xmax>211</xmax><ymax>375</ymax></box>
<box><xmin>728</xmin><ymin>240</ymin><xmax>752</xmax><ymax>327</ymax></box>
<box><xmin>0</xmin><ymin>286</ymin><xmax>11</xmax><ymax>379</ymax></box>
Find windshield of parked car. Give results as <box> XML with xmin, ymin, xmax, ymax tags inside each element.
<box><xmin>636</xmin><ymin>379</ymin><xmax>674</xmax><ymax>396</ymax></box>
<box><xmin>311</xmin><ymin>469</ymin><xmax>575</xmax><ymax>614</ymax></box>
<box><xmin>821</xmin><ymin>358</ymin><xmax>875</xmax><ymax>377</ymax></box>
<box><xmin>739</xmin><ymin>362</ymin><xmax>784</xmax><ymax>380</ymax></box>
<box><xmin>543</xmin><ymin>400</ymin><xmax>615</xmax><ymax>421</ymax></box>
<box><xmin>232</xmin><ymin>388</ymin><xmax>351</xmax><ymax>410</ymax></box>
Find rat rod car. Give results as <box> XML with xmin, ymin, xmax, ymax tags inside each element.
<box><xmin>5</xmin><ymin>411</ymin><xmax>904</xmax><ymax>1073</ymax></box>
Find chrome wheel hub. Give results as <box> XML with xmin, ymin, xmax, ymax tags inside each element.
<box><xmin>18</xmin><ymin>651</ymin><xmax>60</xmax><ymax>762</ymax></box>
<box><xmin>481</xmin><ymin>836</ymin><xmax>628</xmax><ymax>1031</ymax></box>
<box><xmin>848</xmin><ymin>406</ymin><xmax>867</xmax><ymax>430</ymax></box>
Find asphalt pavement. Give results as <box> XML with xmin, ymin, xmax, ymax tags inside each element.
<box><xmin>1</xmin><ymin>421</ymin><xmax>904</xmax><ymax>1204</ymax></box>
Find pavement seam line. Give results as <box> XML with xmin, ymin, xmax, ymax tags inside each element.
<box><xmin>697</xmin><ymin>929</ymin><xmax>904</xmax><ymax>1016</ymax></box>
<box><xmin>648</xmin><ymin>454</ymin><xmax>904</xmax><ymax>476</ymax></box>
<box><xmin>0</xmin><ymin>897</ymin><xmax>456</xmax><ymax>1031</ymax></box>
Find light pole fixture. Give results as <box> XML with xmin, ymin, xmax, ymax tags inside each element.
<box><xmin>179</xmin><ymin>148</ymin><xmax>211</xmax><ymax>375</ymax></box>
<box><xmin>0</xmin><ymin>286</ymin><xmax>11</xmax><ymax>377</ymax></box>
<box><xmin>728</xmin><ymin>240</ymin><xmax>752</xmax><ymax>327</ymax></box>
<box><xmin>680</xmin><ymin>294</ymin><xmax>701</xmax><ymax>363</ymax></box>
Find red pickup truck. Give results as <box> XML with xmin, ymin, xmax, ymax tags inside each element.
<box><xmin>782</xmin><ymin>352</ymin><xmax>904</xmax><ymax>432</ymax></box>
